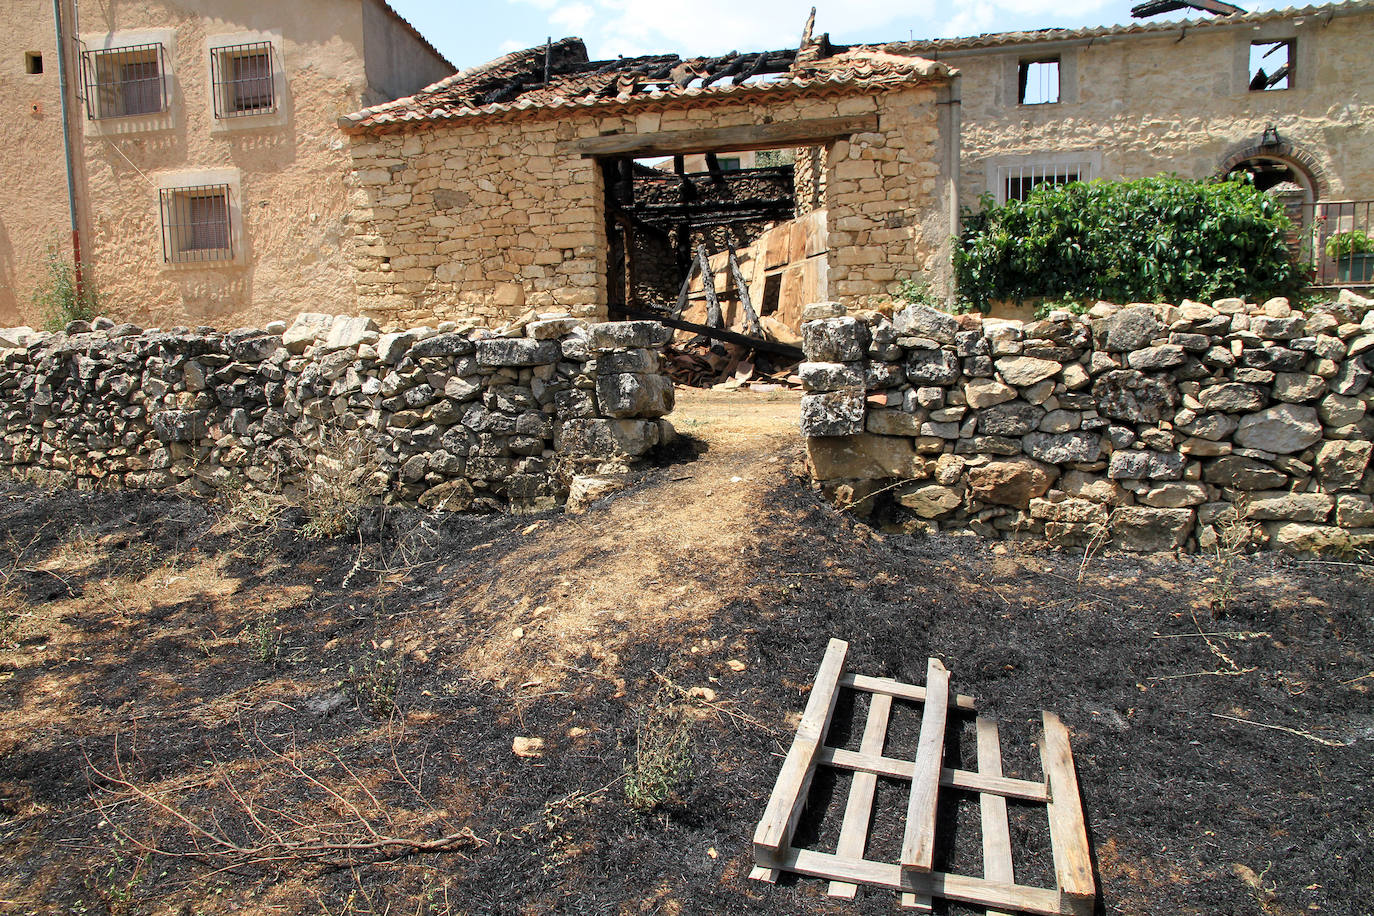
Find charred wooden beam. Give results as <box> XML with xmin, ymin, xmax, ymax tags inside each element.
<box><xmin>618</xmin><ymin>306</ymin><xmax>804</xmax><ymax>360</ymax></box>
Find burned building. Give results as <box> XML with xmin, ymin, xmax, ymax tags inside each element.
<box><xmin>338</xmin><ymin>31</ymin><xmax>960</xmax><ymax>330</ymax></box>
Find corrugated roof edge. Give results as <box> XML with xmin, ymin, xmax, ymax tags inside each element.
<box><xmin>882</xmin><ymin>0</ymin><xmax>1374</xmax><ymax>53</ymax></box>
<box><xmin>372</xmin><ymin>0</ymin><xmax>456</xmax><ymax>73</ymax></box>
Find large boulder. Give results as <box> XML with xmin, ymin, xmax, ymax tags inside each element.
<box><xmin>1097</xmin><ymin>305</ymin><xmax>1161</xmax><ymax>352</ymax></box>
<box><xmin>1092</xmin><ymin>370</ymin><xmax>1178</xmax><ymax>423</ymax></box>
<box><xmin>596</xmin><ymin>373</ymin><xmax>674</xmax><ymax>418</ymax></box>
<box><xmin>893</xmin><ymin>304</ymin><xmax>960</xmax><ymax>344</ymax></box>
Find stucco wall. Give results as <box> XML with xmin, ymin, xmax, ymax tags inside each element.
<box><xmin>0</xmin><ymin>0</ymin><xmax>454</xmax><ymax>332</ymax></box>
<box><xmin>345</xmin><ymin>84</ymin><xmax>951</xmax><ymax>329</ymax></box>
<box><xmin>917</xmin><ymin>10</ymin><xmax>1374</xmax><ymax>209</ymax></box>
<box><xmin>0</xmin><ymin>0</ymin><xmax>78</xmax><ymax>324</ymax></box>
<box><xmin>360</xmin><ymin>0</ymin><xmax>453</xmax><ymax>108</ymax></box>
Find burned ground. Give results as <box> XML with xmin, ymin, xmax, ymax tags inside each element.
<box><xmin>0</xmin><ymin>390</ymin><xmax>1370</xmax><ymax>916</ymax></box>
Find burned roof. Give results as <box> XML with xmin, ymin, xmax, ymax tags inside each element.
<box><xmin>339</xmin><ymin>37</ymin><xmax>952</xmax><ymax>133</ymax></box>
<box><xmin>884</xmin><ymin>0</ymin><xmax>1373</xmax><ymax>54</ymax></box>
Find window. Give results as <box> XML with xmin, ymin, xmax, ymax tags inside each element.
<box><xmin>160</xmin><ymin>185</ymin><xmax>232</xmax><ymax>263</ymax></box>
<box><xmin>995</xmin><ymin>159</ymin><xmax>1093</xmax><ymax>204</ymax></box>
<box><xmin>81</xmin><ymin>44</ymin><xmax>167</xmax><ymax>119</ymax></box>
<box><xmin>25</xmin><ymin>52</ymin><xmax>43</xmax><ymax>74</ymax></box>
<box><xmin>717</xmin><ymin>156</ymin><xmax>742</xmax><ymax>171</ymax></box>
<box><xmin>211</xmin><ymin>41</ymin><xmax>276</xmax><ymax>118</ymax></box>
<box><xmin>1249</xmin><ymin>40</ymin><xmax>1293</xmax><ymax>91</ymax></box>
<box><xmin>1018</xmin><ymin>57</ymin><xmax>1060</xmax><ymax>105</ymax></box>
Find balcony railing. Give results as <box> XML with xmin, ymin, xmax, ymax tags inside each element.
<box><xmin>1296</xmin><ymin>199</ymin><xmax>1374</xmax><ymax>290</ymax></box>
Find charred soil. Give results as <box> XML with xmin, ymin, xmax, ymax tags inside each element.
<box><xmin>0</xmin><ymin>389</ymin><xmax>1370</xmax><ymax>916</ymax></box>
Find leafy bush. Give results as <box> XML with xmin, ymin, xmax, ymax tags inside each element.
<box><xmin>953</xmin><ymin>175</ymin><xmax>1303</xmax><ymax>312</ymax></box>
<box><xmin>623</xmin><ymin>697</ymin><xmax>695</xmax><ymax>812</ymax></box>
<box><xmin>1325</xmin><ymin>230</ymin><xmax>1374</xmax><ymax>260</ymax></box>
<box><xmin>32</xmin><ymin>247</ymin><xmax>98</xmax><ymax>331</ymax></box>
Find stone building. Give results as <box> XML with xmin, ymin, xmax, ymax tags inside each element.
<box><xmin>338</xmin><ymin>38</ymin><xmax>961</xmax><ymax>328</ymax></box>
<box><xmin>884</xmin><ymin>1</ymin><xmax>1374</xmax><ymax>211</ymax></box>
<box><xmin>0</xmin><ymin>0</ymin><xmax>451</xmax><ymax>328</ymax></box>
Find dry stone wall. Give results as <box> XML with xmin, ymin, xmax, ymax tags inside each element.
<box><xmin>800</xmin><ymin>291</ymin><xmax>1374</xmax><ymax>553</ymax></box>
<box><xmin>0</xmin><ymin>315</ymin><xmax>676</xmax><ymax>513</ymax></box>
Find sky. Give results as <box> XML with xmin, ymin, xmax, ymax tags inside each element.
<box><xmin>385</xmin><ymin>0</ymin><xmax>1304</xmax><ymax>71</ymax></box>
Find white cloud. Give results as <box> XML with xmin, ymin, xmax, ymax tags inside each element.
<box><xmin>550</xmin><ymin>2</ymin><xmax>596</xmax><ymax>34</ymax></box>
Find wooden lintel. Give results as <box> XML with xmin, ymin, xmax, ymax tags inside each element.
<box><xmin>563</xmin><ymin>114</ymin><xmax>879</xmax><ymax>159</ymax></box>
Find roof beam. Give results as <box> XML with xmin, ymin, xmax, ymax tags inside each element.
<box><xmin>561</xmin><ymin>114</ymin><xmax>878</xmax><ymax>159</ymax></box>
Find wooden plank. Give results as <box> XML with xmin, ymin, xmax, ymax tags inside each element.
<box><xmin>753</xmin><ymin>639</ymin><xmax>850</xmax><ymax>858</ymax></box>
<box><xmin>978</xmin><ymin>717</ymin><xmax>1016</xmax><ymax>916</ymax></box>
<box><xmin>757</xmin><ymin>847</ymin><xmax>1065</xmax><ymax>916</ymax></box>
<box><xmin>827</xmin><ymin>693</ymin><xmax>893</xmax><ymax>898</ymax></box>
<box><xmin>815</xmin><ymin>746</ymin><xmax>1050</xmax><ymax>803</ymax></box>
<box><xmin>900</xmin><ymin>658</ymin><xmax>950</xmax><ymax>877</ymax></box>
<box><xmin>842</xmin><ymin>672</ymin><xmax>978</xmax><ymax>712</ymax></box>
<box><xmin>1039</xmin><ymin>711</ymin><xmax>1096</xmax><ymax>916</ymax></box>
<box><xmin>562</xmin><ymin>114</ymin><xmax>880</xmax><ymax>158</ymax></box>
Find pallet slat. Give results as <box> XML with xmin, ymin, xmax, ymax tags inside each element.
<box><xmin>977</xmin><ymin>717</ymin><xmax>1016</xmax><ymax>916</ymax></box>
<box><xmin>827</xmin><ymin>692</ymin><xmax>893</xmax><ymax>898</ymax></box>
<box><xmin>900</xmin><ymin>658</ymin><xmax>950</xmax><ymax>877</ymax></box>
<box><xmin>752</xmin><ymin>638</ymin><xmax>849</xmax><ymax>858</ymax></box>
<box><xmin>759</xmin><ymin>847</ymin><xmax>1066</xmax><ymax>916</ymax></box>
<box><xmin>842</xmin><ymin>672</ymin><xmax>978</xmax><ymax>712</ymax></box>
<box><xmin>816</xmin><ymin>746</ymin><xmax>1050</xmax><ymax>802</ymax></box>
<box><xmin>1040</xmin><ymin>711</ymin><xmax>1096</xmax><ymax>916</ymax></box>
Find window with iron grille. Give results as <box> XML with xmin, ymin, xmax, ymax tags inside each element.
<box><xmin>211</xmin><ymin>42</ymin><xmax>276</xmax><ymax>118</ymax></box>
<box><xmin>160</xmin><ymin>185</ymin><xmax>232</xmax><ymax>263</ymax></box>
<box><xmin>996</xmin><ymin>159</ymin><xmax>1093</xmax><ymax>204</ymax></box>
<box><xmin>81</xmin><ymin>43</ymin><xmax>168</xmax><ymax>120</ymax></box>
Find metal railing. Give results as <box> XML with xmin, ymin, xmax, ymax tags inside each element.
<box><xmin>1297</xmin><ymin>199</ymin><xmax>1374</xmax><ymax>289</ymax></box>
<box><xmin>211</xmin><ymin>42</ymin><xmax>275</xmax><ymax>119</ymax></box>
<box><xmin>159</xmin><ymin>185</ymin><xmax>232</xmax><ymax>264</ymax></box>
<box><xmin>80</xmin><ymin>43</ymin><xmax>167</xmax><ymax>120</ymax></box>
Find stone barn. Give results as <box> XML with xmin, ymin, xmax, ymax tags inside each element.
<box><xmin>338</xmin><ymin>32</ymin><xmax>960</xmax><ymax>329</ymax></box>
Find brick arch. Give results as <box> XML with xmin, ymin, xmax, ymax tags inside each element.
<box><xmin>1219</xmin><ymin>138</ymin><xmax>1329</xmax><ymax>201</ymax></box>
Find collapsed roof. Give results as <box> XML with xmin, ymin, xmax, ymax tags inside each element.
<box><xmin>339</xmin><ymin>36</ymin><xmax>951</xmax><ymax>132</ymax></box>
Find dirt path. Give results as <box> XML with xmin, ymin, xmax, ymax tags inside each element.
<box><xmin>454</xmin><ymin>387</ymin><xmax>804</xmax><ymax>687</ymax></box>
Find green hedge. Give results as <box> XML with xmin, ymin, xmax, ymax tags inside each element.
<box><xmin>953</xmin><ymin>175</ymin><xmax>1304</xmax><ymax>313</ymax></box>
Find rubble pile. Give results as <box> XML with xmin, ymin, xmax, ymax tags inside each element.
<box><xmin>0</xmin><ymin>315</ymin><xmax>676</xmax><ymax>512</ymax></box>
<box><xmin>801</xmin><ymin>292</ymin><xmax>1374</xmax><ymax>552</ymax></box>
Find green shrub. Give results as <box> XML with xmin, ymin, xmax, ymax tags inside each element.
<box><xmin>1325</xmin><ymin>230</ymin><xmax>1373</xmax><ymax>260</ymax></box>
<box><xmin>31</xmin><ymin>247</ymin><xmax>98</xmax><ymax>332</ymax></box>
<box><xmin>623</xmin><ymin>698</ymin><xmax>694</xmax><ymax>812</ymax></box>
<box><xmin>953</xmin><ymin>175</ymin><xmax>1303</xmax><ymax>313</ymax></box>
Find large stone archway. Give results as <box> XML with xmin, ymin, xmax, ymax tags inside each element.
<box><xmin>1219</xmin><ymin>138</ymin><xmax>1328</xmax><ymax>204</ymax></box>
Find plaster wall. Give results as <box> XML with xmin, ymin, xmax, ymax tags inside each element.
<box><xmin>921</xmin><ymin>11</ymin><xmax>1374</xmax><ymax>209</ymax></box>
<box><xmin>0</xmin><ymin>0</ymin><xmax>78</xmax><ymax>324</ymax></box>
<box><xmin>345</xmin><ymin>83</ymin><xmax>951</xmax><ymax>329</ymax></box>
<box><xmin>0</xmin><ymin>0</ymin><xmax>453</xmax><ymax>331</ymax></box>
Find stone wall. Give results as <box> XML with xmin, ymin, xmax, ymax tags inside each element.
<box><xmin>800</xmin><ymin>292</ymin><xmax>1374</xmax><ymax>553</ymax></box>
<box><xmin>900</xmin><ymin>8</ymin><xmax>1374</xmax><ymax>207</ymax></box>
<box><xmin>0</xmin><ymin>315</ymin><xmax>676</xmax><ymax>513</ymax></box>
<box><xmin>344</xmin><ymin>85</ymin><xmax>950</xmax><ymax>328</ymax></box>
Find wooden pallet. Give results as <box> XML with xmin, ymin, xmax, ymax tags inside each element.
<box><xmin>751</xmin><ymin>639</ymin><xmax>1095</xmax><ymax>916</ymax></box>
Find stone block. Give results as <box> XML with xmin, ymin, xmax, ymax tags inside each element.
<box><xmin>1022</xmin><ymin>431</ymin><xmax>1101</xmax><ymax>464</ymax></box>
<box><xmin>556</xmin><ymin>418</ymin><xmax>663</xmax><ymax>457</ymax></box>
<box><xmin>964</xmin><ymin>378</ymin><xmax>1017</xmax><ymax>408</ymax></box>
<box><xmin>586</xmin><ymin>321</ymin><xmax>672</xmax><ymax>350</ymax></box>
<box><xmin>1233</xmin><ymin>404</ymin><xmax>1323</xmax><ymax>454</ymax></box>
<box><xmin>1203</xmin><ymin>456</ymin><xmax>1287</xmax><ymax>490</ymax></box>
<box><xmin>802</xmin><ymin>317</ymin><xmax>869</xmax><ymax>362</ymax></box>
<box><xmin>326</xmin><ymin>316</ymin><xmax>380</xmax><ymax>350</ymax></box>
<box><xmin>995</xmin><ymin>355</ymin><xmax>1060</xmax><ymax>387</ymax></box>
<box><xmin>283</xmin><ymin>313</ymin><xmax>333</xmax><ymax>354</ymax></box>
<box><xmin>410</xmin><ymin>332</ymin><xmax>476</xmax><ymax>359</ymax></box>
<box><xmin>866</xmin><ymin>409</ymin><xmax>922</xmax><ymax>436</ymax></box>
<box><xmin>806</xmin><ymin>434</ymin><xmax>923</xmax><ymax>480</ymax></box>
<box><xmin>799</xmin><ymin>361</ymin><xmax>864</xmax><ymax>392</ymax></box>
<box><xmin>476</xmin><ymin>338</ymin><xmax>560</xmax><ymax>367</ymax></box>
<box><xmin>1336</xmin><ymin>494</ymin><xmax>1374</xmax><ymax>528</ymax></box>
<box><xmin>892</xmin><ymin>304</ymin><xmax>960</xmax><ymax>344</ymax></box>
<box><xmin>905</xmin><ymin>348</ymin><xmax>960</xmax><ymax>385</ymax></box>
<box><xmin>897</xmin><ymin>483</ymin><xmax>963</xmax><ymax>518</ymax></box>
<box><xmin>1245</xmin><ymin>491</ymin><xmax>1334</xmax><ymax>522</ymax></box>
<box><xmin>1138</xmin><ymin>482</ymin><xmax>1208</xmax><ymax>508</ymax></box>
<box><xmin>1093</xmin><ymin>370</ymin><xmax>1179</xmax><ymax>422</ymax></box>
<box><xmin>967</xmin><ymin>458</ymin><xmax>1056</xmax><ymax>508</ymax></box>
<box><xmin>1097</xmin><ymin>306</ymin><xmax>1161</xmax><ymax>352</ymax></box>
<box><xmin>1111</xmin><ymin>507</ymin><xmax>1194</xmax><ymax>551</ymax></box>
<box><xmin>595</xmin><ymin>372</ymin><xmax>674</xmax><ymax>419</ymax></box>
<box><xmin>1315</xmin><ymin>439</ymin><xmax>1372</xmax><ymax>489</ymax></box>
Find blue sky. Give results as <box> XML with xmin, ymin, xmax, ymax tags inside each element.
<box><xmin>387</xmin><ymin>0</ymin><xmax>1301</xmax><ymax>71</ymax></box>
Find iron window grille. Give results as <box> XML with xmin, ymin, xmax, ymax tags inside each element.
<box><xmin>159</xmin><ymin>185</ymin><xmax>233</xmax><ymax>264</ymax></box>
<box><xmin>997</xmin><ymin>160</ymin><xmax>1091</xmax><ymax>204</ymax></box>
<box><xmin>211</xmin><ymin>42</ymin><xmax>276</xmax><ymax>118</ymax></box>
<box><xmin>81</xmin><ymin>43</ymin><xmax>168</xmax><ymax>120</ymax></box>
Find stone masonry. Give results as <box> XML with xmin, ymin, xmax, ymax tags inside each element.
<box><xmin>0</xmin><ymin>315</ymin><xmax>676</xmax><ymax>513</ymax></box>
<box><xmin>801</xmin><ymin>291</ymin><xmax>1374</xmax><ymax>553</ymax></box>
